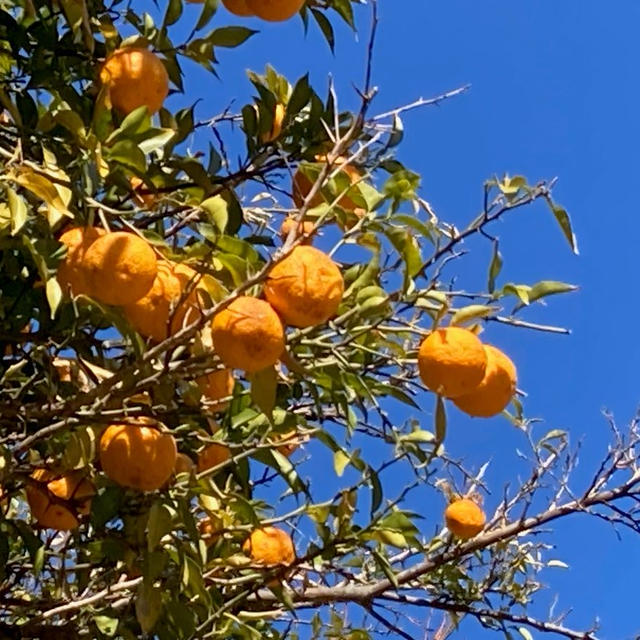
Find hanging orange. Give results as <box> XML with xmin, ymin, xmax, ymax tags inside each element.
<box><xmin>245</xmin><ymin>0</ymin><xmax>304</xmax><ymax>21</ymax></box>
<box><xmin>445</xmin><ymin>498</ymin><xmax>486</xmax><ymax>540</ymax></box>
<box><xmin>99</xmin><ymin>419</ymin><xmax>177</xmax><ymax>491</ymax></box>
<box><xmin>100</xmin><ymin>48</ymin><xmax>169</xmax><ymax>115</ymax></box>
<box><xmin>123</xmin><ymin>260</ymin><xmax>215</xmax><ymax>342</ymax></box>
<box><xmin>211</xmin><ymin>296</ymin><xmax>285</xmax><ymax>372</ymax></box>
<box><xmin>453</xmin><ymin>345</ymin><xmax>517</xmax><ymax>417</ymax></box>
<box><xmin>26</xmin><ymin>469</ymin><xmax>95</xmax><ymax>531</ymax></box>
<box><xmin>221</xmin><ymin>0</ymin><xmax>254</xmax><ymax>15</ymax></box>
<box><xmin>82</xmin><ymin>231</ymin><xmax>158</xmax><ymax>306</ymax></box>
<box><xmin>57</xmin><ymin>226</ymin><xmax>105</xmax><ymax>297</ymax></box>
<box><xmin>197</xmin><ymin>443</ymin><xmax>231</xmax><ymax>473</ymax></box>
<box><xmin>264</xmin><ymin>246</ymin><xmax>344</xmax><ymax>328</ymax></box>
<box><xmin>417</xmin><ymin>327</ymin><xmax>487</xmax><ymax>399</ymax></box>
<box><xmin>197</xmin><ymin>368</ymin><xmax>235</xmax><ymax>412</ymax></box>
<box><xmin>242</xmin><ymin>526</ymin><xmax>295</xmax><ymax>565</ymax></box>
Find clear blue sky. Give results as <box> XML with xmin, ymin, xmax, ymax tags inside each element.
<box><xmin>166</xmin><ymin>1</ymin><xmax>640</xmax><ymax>637</ymax></box>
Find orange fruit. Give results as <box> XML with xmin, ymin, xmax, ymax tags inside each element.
<box><xmin>292</xmin><ymin>155</ymin><xmax>362</xmax><ymax>211</ymax></box>
<box><xmin>264</xmin><ymin>246</ymin><xmax>344</xmax><ymax>328</ymax></box>
<box><xmin>260</xmin><ymin>103</ymin><xmax>285</xmax><ymax>143</ymax></box>
<box><xmin>242</xmin><ymin>526</ymin><xmax>295</xmax><ymax>565</ymax></box>
<box><xmin>417</xmin><ymin>327</ymin><xmax>487</xmax><ymax>399</ymax></box>
<box><xmin>123</xmin><ymin>260</ymin><xmax>213</xmax><ymax>342</ymax></box>
<box><xmin>444</xmin><ymin>498</ymin><xmax>486</xmax><ymax>540</ymax></box>
<box><xmin>211</xmin><ymin>297</ymin><xmax>285</xmax><ymax>372</ymax></box>
<box><xmin>279</xmin><ymin>216</ymin><xmax>315</xmax><ymax>244</ymax></box>
<box><xmin>82</xmin><ymin>231</ymin><xmax>158</xmax><ymax>306</ymax></box>
<box><xmin>275</xmin><ymin>431</ymin><xmax>301</xmax><ymax>457</ymax></box>
<box><xmin>221</xmin><ymin>0</ymin><xmax>254</xmax><ymax>14</ymax></box>
<box><xmin>245</xmin><ymin>0</ymin><xmax>304</xmax><ymax>21</ymax></box>
<box><xmin>197</xmin><ymin>368</ymin><xmax>234</xmax><ymax>412</ymax></box>
<box><xmin>197</xmin><ymin>443</ymin><xmax>231</xmax><ymax>473</ymax></box>
<box><xmin>100</xmin><ymin>48</ymin><xmax>169</xmax><ymax>115</ymax></box>
<box><xmin>174</xmin><ymin>453</ymin><xmax>196</xmax><ymax>477</ymax></box>
<box><xmin>57</xmin><ymin>226</ymin><xmax>105</xmax><ymax>297</ymax></box>
<box><xmin>99</xmin><ymin>419</ymin><xmax>177</xmax><ymax>491</ymax></box>
<box><xmin>453</xmin><ymin>345</ymin><xmax>517</xmax><ymax>417</ymax></box>
<box><xmin>26</xmin><ymin>469</ymin><xmax>96</xmax><ymax>531</ymax></box>
<box><xmin>130</xmin><ymin>176</ymin><xmax>157</xmax><ymax>209</ymax></box>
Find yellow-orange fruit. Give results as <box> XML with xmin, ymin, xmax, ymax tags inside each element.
<box><xmin>279</xmin><ymin>216</ymin><xmax>315</xmax><ymax>244</ymax></box>
<box><xmin>130</xmin><ymin>176</ymin><xmax>157</xmax><ymax>209</ymax></box>
<box><xmin>453</xmin><ymin>345</ymin><xmax>517</xmax><ymax>417</ymax></box>
<box><xmin>242</xmin><ymin>526</ymin><xmax>295</xmax><ymax>565</ymax></box>
<box><xmin>197</xmin><ymin>443</ymin><xmax>231</xmax><ymax>473</ymax></box>
<box><xmin>57</xmin><ymin>226</ymin><xmax>106</xmax><ymax>297</ymax></box>
<box><xmin>26</xmin><ymin>469</ymin><xmax>96</xmax><ymax>531</ymax></box>
<box><xmin>292</xmin><ymin>155</ymin><xmax>362</xmax><ymax>211</ymax></box>
<box><xmin>123</xmin><ymin>260</ymin><xmax>212</xmax><ymax>342</ymax></box>
<box><xmin>174</xmin><ymin>453</ymin><xmax>196</xmax><ymax>476</ymax></box>
<box><xmin>100</xmin><ymin>48</ymin><xmax>169</xmax><ymax>115</ymax></box>
<box><xmin>260</xmin><ymin>103</ymin><xmax>285</xmax><ymax>143</ymax></box>
<box><xmin>221</xmin><ymin>0</ymin><xmax>254</xmax><ymax>14</ymax></box>
<box><xmin>245</xmin><ymin>0</ymin><xmax>304</xmax><ymax>21</ymax></box>
<box><xmin>198</xmin><ymin>516</ymin><xmax>221</xmax><ymax>546</ymax></box>
<box><xmin>211</xmin><ymin>297</ymin><xmax>285</xmax><ymax>372</ymax></box>
<box><xmin>417</xmin><ymin>327</ymin><xmax>487</xmax><ymax>399</ymax></box>
<box><xmin>264</xmin><ymin>246</ymin><xmax>344</xmax><ymax>328</ymax></box>
<box><xmin>99</xmin><ymin>420</ymin><xmax>177</xmax><ymax>491</ymax></box>
<box><xmin>444</xmin><ymin>498</ymin><xmax>486</xmax><ymax>540</ymax></box>
<box><xmin>82</xmin><ymin>232</ymin><xmax>158</xmax><ymax>306</ymax></box>
<box><xmin>197</xmin><ymin>368</ymin><xmax>234</xmax><ymax>412</ymax></box>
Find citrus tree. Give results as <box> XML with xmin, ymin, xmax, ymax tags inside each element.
<box><xmin>0</xmin><ymin>0</ymin><xmax>634</xmax><ymax>638</ymax></box>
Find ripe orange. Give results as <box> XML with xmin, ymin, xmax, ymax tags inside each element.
<box><xmin>82</xmin><ymin>231</ymin><xmax>158</xmax><ymax>306</ymax></box>
<box><xmin>264</xmin><ymin>246</ymin><xmax>344</xmax><ymax>328</ymax></box>
<box><xmin>174</xmin><ymin>452</ymin><xmax>196</xmax><ymax>477</ymax></box>
<box><xmin>197</xmin><ymin>368</ymin><xmax>234</xmax><ymax>412</ymax></box>
<box><xmin>279</xmin><ymin>216</ymin><xmax>315</xmax><ymax>244</ymax></box>
<box><xmin>221</xmin><ymin>0</ymin><xmax>254</xmax><ymax>14</ymax></box>
<box><xmin>26</xmin><ymin>469</ymin><xmax>95</xmax><ymax>531</ymax></box>
<box><xmin>444</xmin><ymin>498</ymin><xmax>486</xmax><ymax>540</ymax></box>
<box><xmin>99</xmin><ymin>419</ymin><xmax>177</xmax><ymax>491</ymax></box>
<box><xmin>197</xmin><ymin>442</ymin><xmax>231</xmax><ymax>473</ymax></box>
<box><xmin>57</xmin><ymin>226</ymin><xmax>105</xmax><ymax>297</ymax></box>
<box><xmin>417</xmin><ymin>327</ymin><xmax>487</xmax><ymax>399</ymax></box>
<box><xmin>292</xmin><ymin>155</ymin><xmax>362</xmax><ymax>211</ymax></box>
<box><xmin>275</xmin><ymin>431</ymin><xmax>301</xmax><ymax>457</ymax></box>
<box><xmin>130</xmin><ymin>176</ymin><xmax>157</xmax><ymax>209</ymax></box>
<box><xmin>245</xmin><ymin>0</ymin><xmax>304</xmax><ymax>21</ymax></box>
<box><xmin>100</xmin><ymin>48</ymin><xmax>169</xmax><ymax>115</ymax></box>
<box><xmin>242</xmin><ymin>526</ymin><xmax>295</xmax><ymax>565</ymax></box>
<box><xmin>260</xmin><ymin>103</ymin><xmax>285</xmax><ymax>143</ymax></box>
<box><xmin>211</xmin><ymin>296</ymin><xmax>285</xmax><ymax>372</ymax></box>
<box><xmin>453</xmin><ymin>345</ymin><xmax>517</xmax><ymax>417</ymax></box>
<box><xmin>123</xmin><ymin>260</ymin><xmax>213</xmax><ymax>342</ymax></box>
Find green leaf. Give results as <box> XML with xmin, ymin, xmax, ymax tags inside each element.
<box><xmin>200</xmin><ymin>194</ymin><xmax>228</xmax><ymax>233</ymax></box>
<box><xmin>450</xmin><ymin>304</ymin><xmax>498</xmax><ymax>326</ymax></box>
<box><xmin>163</xmin><ymin>0</ymin><xmax>183</xmax><ymax>27</ymax></box>
<box><xmin>106</xmin><ymin>139</ymin><xmax>146</xmax><ymax>173</ymax></box>
<box><xmin>311</xmin><ymin>8</ymin><xmax>335</xmax><ymax>52</ymax></box>
<box><xmin>369</xmin><ymin>468</ymin><xmax>382</xmax><ymax>516</ymax></box>
<box><xmin>94</xmin><ymin>615</ymin><xmax>119</xmax><ymax>636</ymax></box>
<box><xmin>524</xmin><ymin>280</ymin><xmax>578</xmax><ymax>306</ymax></box>
<box><xmin>250</xmin><ymin>366</ymin><xmax>277</xmax><ymax>417</ymax></box>
<box><xmin>435</xmin><ymin>395</ymin><xmax>446</xmax><ymax>442</ymax></box>
<box><xmin>333</xmin><ymin>449</ymin><xmax>350</xmax><ymax>477</ymax></box>
<box><xmin>546</xmin><ymin>198</ymin><xmax>579</xmax><ymax>254</ymax></box>
<box><xmin>401</xmin><ymin>429</ymin><xmax>435</xmax><ymax>443</ymax></box>
<box><xmin>488</xmin><ymin>241</ymin><xmax>502</xmax><ymax>293</ymax></box>
<box><xmin>147</xmin><ymin>502</ymin><xmax>174</xmax><ymax>551</ymax></box>
<box><xmin>6</xmin><ymin>186</ymin><xmax>27</xmax><ymax>236</ymax></box>
<box><xmin>45</xmin><ymin>277</ymin><xmax>63</xmax><ymax>319</ymax></box>
<box><xmin>517</xmin><ymin>628</ymin><xmax>534</xmax><ymax>640</ymax></box>
<box><xmin>209</xmin><ymin>26</ymin><xmax>257</xmax><ymax>48</ymax></box>
<box><xmin>135</xmin><ymin>582</ymin><xmax>163</xmax><ymax>634</ymax></box>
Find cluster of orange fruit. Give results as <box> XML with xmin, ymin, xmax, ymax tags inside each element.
<box><xmin>25</xmin><ymin>418</ymin><xmax>296</xmax><ymax>569</ymax></box>
<box><xmin>418</xmin><ymin>326</ymin><xmax>517</xmax><ymax>418</ymax></box>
